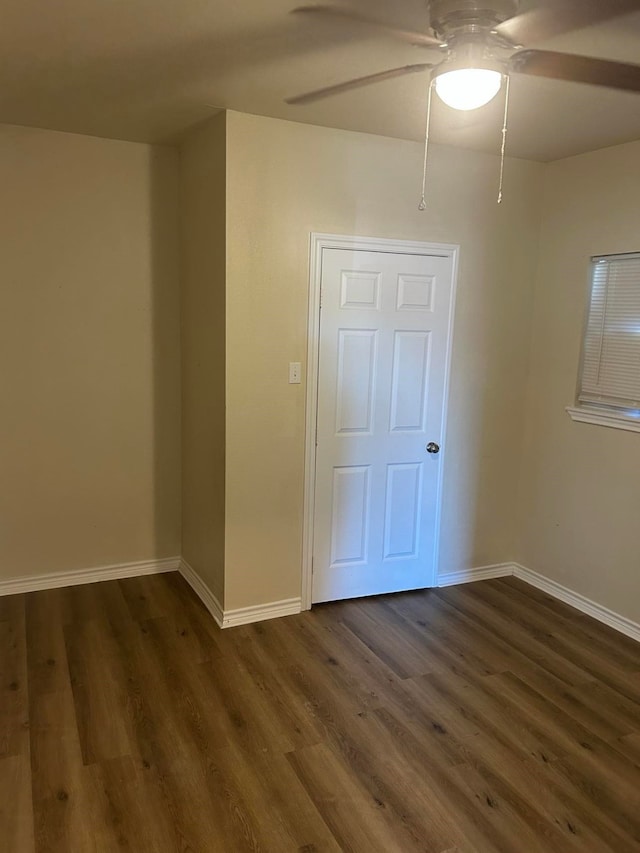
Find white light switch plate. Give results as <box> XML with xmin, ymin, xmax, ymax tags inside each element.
<box><xmin>289</xmin><ymin>362</ymin><xmax>302</xmax><ymax>384</ymax></box>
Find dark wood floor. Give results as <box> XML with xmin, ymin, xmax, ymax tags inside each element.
<box><xmin>2</xmin><ymin>573</ymin><xmax>640</xmax><ymax>852</ymax></box>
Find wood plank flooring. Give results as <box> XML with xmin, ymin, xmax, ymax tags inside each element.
<box><xmin>1</xmin><ymin>572</ymin><xmax>640</xmax><ymax>852</ymax></box>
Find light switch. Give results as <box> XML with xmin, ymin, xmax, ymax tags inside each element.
<box><xmin>289</xmin><ymin>362</ymin><xmax>302</xmax><ymax>384</ymax></box>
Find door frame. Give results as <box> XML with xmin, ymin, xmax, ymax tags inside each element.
<box><xmin>301</xmin><ymin>233</ymin><xmax>460</xmax><ymax>611</ymax></box>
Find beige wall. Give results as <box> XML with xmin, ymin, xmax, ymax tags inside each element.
<box><xmin>518</xmin><ymin>140</ymin><xmax>640</xmax><ymax>624</ymax></box>
<box><xmin>225</xmin><ymin>111</ymin><xmax>543</xmax><ymax>611</ymax></box>
<box><xmin>180</xmin><ymin>113</ymin><xmax>227</xmax><ymax>601</ymax></box>
<box><xmin>6</xmin><ymin>111</ymin><xmax>635</xmax><ymax>628</ymax></box>
<box><xmin>14</xmin><ymin>108</ymin><xmax>636</xmax><ymax>631</ymax></box>
<box><xmin>0</xmin><ymin>124</ymin><xmax>181</xmax><ymax>581</ymax></box>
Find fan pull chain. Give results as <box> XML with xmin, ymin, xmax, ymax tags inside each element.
<box><xmin>418</xmin><ymin>78</ymin><xmax>435</xmax><ymax>211</ymax></box>
<box><xmin>497</xmin><ymin>73</ymin><xmax>511</xmax><ymax>205</ymax></box>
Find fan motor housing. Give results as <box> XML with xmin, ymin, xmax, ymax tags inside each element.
<box><xmin>429</xmin><ymin>0</ymin><xmax>518</xmax><ymax>37</ymax></box>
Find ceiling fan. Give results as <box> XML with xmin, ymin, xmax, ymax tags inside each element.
<box><xmin>286</xmin><ymin>0</ymin><xmax>640</xmax><ymax>110</ymax></box>
<box><xmin>286</xmin><ymin>1</ymin><xmax>640</xmax><ymax>206</ymax></box>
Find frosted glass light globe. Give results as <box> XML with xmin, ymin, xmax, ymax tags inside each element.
<box><xmin>435</xmin><ymin>68</ymin><xmax>503</xmax><ymax>111</ymax></box>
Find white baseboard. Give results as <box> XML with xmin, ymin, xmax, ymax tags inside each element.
<box><xmin>513</xmin><ymin>563</ymin><xmax>640</xmax><ymax>644</ymax></box>
<box><xmin>0</xmin><ymin>556</ymin><xmax>180</xmax><ymax>597</ymax></box>
<box><xmin>222</xmin><ymin>597</ymin><xmax>302</xmax><ymax>628</ymax></box>
<box><xmin>439</xmin><ymin>561</ymin><xmax>639</xmax><ymax>644</ymax></box>
<box><xmin>4</xmin><ymin>552</ymin><xmax>636</xmax><ymax>643</ymax></box>
<box><xmin>438</xmin><ymin>562</ymin><xmax>514</xmax><ymax>587</ymax></box>
<box><xmin>178</xmin><ymin>559</ymin><xmax>224</xmax><ymax>628</ymax></box>
<box><xmin>178</xmin><ymin>559</ymin><xmax>300</xmax><ymax>628</ymax></box>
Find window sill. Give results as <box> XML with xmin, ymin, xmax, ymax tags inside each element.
<box><xmin>566</xmin><ymin>406</ymin><xmax>640</xmax><ymax>434</ymax></box>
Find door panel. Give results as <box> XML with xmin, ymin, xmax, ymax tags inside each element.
<box><xmin>389</xmin><ymin>330</ymin><xmax>431</xmax><ymax>432</ymax></box>
<box><xmin>383</xmin><ymin>462</ymin><xmax>423</xmax><ymax>560</ymax></box>
<box><xmin>312</xmin><ymin>247</ymin><xmax>455</xmax><ymax>604</ymax></box>
<box><xmin>330</xmin><ymin>466</ymin><xmax>370</xmax><ymax>566</ymax></box>
<box><xmin>335</xmin><ymin>330</ymin><xmax>377</xmax><ymax>434</ymax></box>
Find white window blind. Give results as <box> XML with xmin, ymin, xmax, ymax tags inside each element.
<box><xmin>579</xmin><ymin>253</ymin><xmax>640</xmax><ymax>411</ymax></box>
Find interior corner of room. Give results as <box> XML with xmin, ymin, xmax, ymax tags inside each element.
<box><xmin>2</xmin><ymin>90</ymin><xmax>640</xmax><ymax>638</ymax></box>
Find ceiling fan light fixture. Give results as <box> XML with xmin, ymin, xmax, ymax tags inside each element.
<box><xmin>434</xmin><ymin>67</ymin><xmax>503</xmax><ymax>110</ymax></box>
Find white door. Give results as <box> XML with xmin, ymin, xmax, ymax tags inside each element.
<box><xmin>312</xmin><ymin>246</ymin><xmax>456</xmax><ymax>604</ymax></box>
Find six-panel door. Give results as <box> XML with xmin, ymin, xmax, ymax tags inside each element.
<box><xmin>312</xmin><ymin>248</ymin><xmax>455</xmax><ymax>603</ymax></box>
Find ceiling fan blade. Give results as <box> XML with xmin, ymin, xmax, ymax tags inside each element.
<box><xmin>286</xmin><ymin>63</ymin><xmax>433</xmax><ymax>105</ymax></box>
<box><xmin>496</xmin><ymin>0</ymin><xmax>640</xmax><ymax>46</ymax></box>
<box><xmin>510</xmin><ymin>49</ymin><xmax>640</xmax><ymax>93</ymax></box>
<box><xmin>291</xmin><ymin>5</ymin><xmax>443</xmax><ymax>48</ymax></box>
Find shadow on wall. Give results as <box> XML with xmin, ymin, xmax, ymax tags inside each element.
<box><xmin>149</xmin><ymin>147</ymin><xmax>181</xmax><ymax>562</ymax></box>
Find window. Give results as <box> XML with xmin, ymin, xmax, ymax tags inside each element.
<box><xmin>567</xmin><ymin>252</ymin><xmax>640</xmax><ymax>433</ymax></box>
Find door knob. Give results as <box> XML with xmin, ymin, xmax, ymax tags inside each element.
<box><xmin>426</xmin><ymin>442</ymin><xmax>440</xmax><ymax>454</ymax></box>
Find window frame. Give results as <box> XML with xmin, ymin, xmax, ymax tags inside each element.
<box><xmin>567</xmin><ymin>251</ymin><xmax>640</xmax><ymax>433</ymax></box>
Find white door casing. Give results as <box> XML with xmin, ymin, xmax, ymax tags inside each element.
<box><xmin>302</xmin><ymin>234</ymin><xmax>458</xmax><ymax>608</ymax></box>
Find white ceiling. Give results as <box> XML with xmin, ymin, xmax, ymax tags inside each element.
<box><xmin>2</xmin><ymin>0</ymin><xmax>640</xmax><ymax>161</ymax></box>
